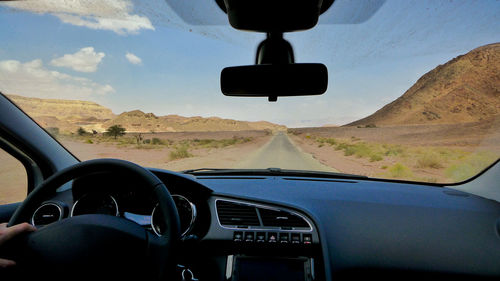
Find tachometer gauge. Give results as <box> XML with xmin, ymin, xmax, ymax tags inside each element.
<box><xmin>71</xmin><ymin>193</ymin><xmax>119</xmax><ymax>217</ymax></box>
<box><xmin>151</xmin><ymin>194</ymin><xmax>196</xmax><ymax>236</ymax></box>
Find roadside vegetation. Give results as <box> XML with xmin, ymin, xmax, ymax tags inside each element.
<box><xmin>169</xmin><ymin>145</ymin><xmax>192</xmax><ymax>160</ymax></box>
<box><xmin>306</xmin><ymin>135</ymin><xmax>498</xmax><ymax>183</ymax></box>
<box><xmin>52</xmin><ymin>126</ymin><xmax>255</xmax><ymax>161</ymax></box>
<box><xmin>445</xmin><ymin>152</ymin><xmax>497</xmax><ymax>182</ymax></box>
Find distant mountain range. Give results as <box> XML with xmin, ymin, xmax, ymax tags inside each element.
<box><xmin>7</xmin><ymin>95</ymin><xmax>285</xmax><ymax>133</ymax></box>
<box><xmin>7</xmin><ymin>43</ymin><xmax>499</xmax><ymax>132</ymax></box>
<box><xmin>348</xmin><ymin>43</ymin><xmax>500</xmax><ymax>126</ymax></box>
<box><xmin>103</xmin><ymin>110</ymin><xmax>286</xmax><ymax>133</ymax></box>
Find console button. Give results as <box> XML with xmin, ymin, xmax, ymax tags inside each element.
<box><xmin>303</xmin><ymin>234</ymin><xmax>312</xmax><ymax>245</ymax></box>
<box><xmin>268</xmin><ymin>232</ymin><xmax>278</xmax><ymax>243</ymax></box>
<box><xmin>233</xmin><ymin>231</ymin><xmax>243</xmax><ymax>242</ymax></box>
<box><xmin>291</xmin><ymin>233</ymin><xmax>301</xmax><ymax>244</ymax></box>
<box><xmin>256</xmin><ymin>232</ymin><xmax>266</xmax><ymax>243</ymax></box>
<box><xmin>244</xmin><ymin>232</ymin><xmax>254</xmax><ymax>242</ymax></box>
<box><xmin>279</xmin><ymin>233</ymin><xmax>289</xmax><ymax>243</ymax></box>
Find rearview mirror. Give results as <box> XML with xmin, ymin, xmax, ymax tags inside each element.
<box><xmin>215</xmin><ymin>0</ymin><xmax>334</xmax><ymax>32</ymax></box>
<box><xmin>221</xmin><ymin>64</ymin><xmax>328</xmax><ymax>102</ymax></box>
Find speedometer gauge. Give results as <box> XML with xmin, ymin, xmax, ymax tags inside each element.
<box><xmin>71</xmin><ymin>193</ymin><xmax>119</xmax><ymax>217</ymax></box>
<box><xmin>151</xmin><ymin>194</ymin><xmax>196</xmax><ymax>236</ymax></box>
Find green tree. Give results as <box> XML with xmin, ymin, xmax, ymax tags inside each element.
<box><xmin>106</xmin><ymin>125</ymin><xmax>126</xmax><ymax>139</ymax></box>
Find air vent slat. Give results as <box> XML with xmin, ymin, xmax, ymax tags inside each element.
<box><xmin>32</xmin><ymin>203</ymin><xmax>62</xmax><ymax>227</ymax></box>
<box><xmin>258</xmin><ymin>208</ymin><xmax>309</xmax><ymax>228</ymax></box>
<box><xmin>216</xmin><ymin>201</ymin><xmax>260</xmax><ymax>226</ymax></box>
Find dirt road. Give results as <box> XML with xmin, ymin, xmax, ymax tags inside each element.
<box><xmin>236</xmin><ymin>132</ymin><xmax>337</xmax><ymax>172</ymax></box>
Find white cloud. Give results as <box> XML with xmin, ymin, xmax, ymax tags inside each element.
<box><xmin>0</xmin><ymin>59</ymin><xmax>115</xmax><ymax>99</ymax></box>
<box><xmin>125</xmin><ymin>52</ymin><xmax>142</xmax><ymax>65</ymax></box>
<box><xmin>50</xmin><ymin>47</ymin><xmax>105</xmax><ymax>73</ymax></box>
<box><xmin>2</xmin><ymin>0</ymin><xmax>154</xmax><ymax>35</ymax></box>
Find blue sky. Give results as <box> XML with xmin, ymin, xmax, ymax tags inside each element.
<box><xmin>0</xmin><ymin>0</ymin><xmax>499</xmax><ymax>127</ymax></box>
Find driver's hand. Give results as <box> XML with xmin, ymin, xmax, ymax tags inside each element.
<box><xmin>0</xmin><ymin>223</ymin><xmax>36</xmax><ymax>268</ymax></box>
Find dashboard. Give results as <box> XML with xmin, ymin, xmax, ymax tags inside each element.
<box><xmin>26</xmin><ymin>166</ymin><xmax>500</xmax><ymax>281</ymax></box>
<box><xmin>32</xmin><ymin>171</ymin><xmax>210</xmax><ymax>241</ymax></box>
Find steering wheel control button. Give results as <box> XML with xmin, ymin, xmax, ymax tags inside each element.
<box><xmin>244</xmin><ymin>232</ymin><xmax>254</xmax><ymax>242</ymax></box>
<box><xmin>233</xmin><ymin>231</ymin><xmax>243</xmax><ymax>242</ymax></box>
<box><xmin>303</xmin><ymin>234</ymin><xmax>312</xmax><ymax>245</ymax></box>
<box><xmin>291</xmin><ymin>233</ymin><xmax>301</xmax><ymax>244</ymax></box>
<box><xmin>268</xmin><ymin>232</ymin><xmax>278</xmax><ymax>243</ymax></box>
<box><xmin>279</xmin><ymin>233</ymin><xmax>289</xmax><ymax>243</ymax></box>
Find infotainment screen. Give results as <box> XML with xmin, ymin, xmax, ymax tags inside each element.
<box><xmin>231</xmin><ymin>256</ymin><xmax>312</xmax><ymax>281</ymax></box>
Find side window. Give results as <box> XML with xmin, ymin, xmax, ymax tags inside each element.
<box><xmin>0</xmin><ymin>149</ymin><xmax>27</xmax><ymax>204</ymax></box>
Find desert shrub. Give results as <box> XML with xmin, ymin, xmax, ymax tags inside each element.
<box><xmin>169</xmin><ymin>146</ymin><xmax>192</xmax><ymax>160</ymax></box>
<box><xmin>118</xmin><ymin>137</ymin><xmax>136</xmax><ymax>145</ymax></box>
<box><xmin>365</xmin><ymin>124</ymin><xmax>377</xmax><ymax>128</ymax></box>
<box><xmin>86</xmin><ymin>139</ymin><xmax>93</xmax><ymax>144</ymax></box>
<box><xmin>352</xmin><ymin>143</ymin><xmax>372</xmax><ymax>158</ymax></box>
<box><xmin>383</xmin><ymin>144</ymin><xmax>405</xmax><ymax>156</ymax></box>
<box><xmin>222</xmin><ymin>138</ymin><xmax>239</xmax><ymax>147</ymax></box>
<box><xmin>416</xmin><ymin>152</ymin><xmax>443</xmax><ymax>169</ymax></box>
<box><xmin>143</xmin><ymin>139</ymin><xmax>151</xmax><ymax>144</ymax></box>
<box><xmin>388</xmin><ymin>163</ymin><xmax>413</xmax><ymax>178</ymax></box>
<box><xmin>335</xmin><ymin>143</ymin><xmax>348</xmax><ymax>151</ymax></box>
<box><xmin>46</xmin><ymin>127</ymin><xmax>59</xmax><ymax>136</ymax></box>
<box><xmin>324</xmin><ymin>138</ymin><xmax>337</xmax><ymax>146</ymax></box>
<box><xmin>445</xmin><ymin>152</ymin><xmax>497</xmax><ymax>182</ymax></box>
<box><xmin>195</xmin><ymin>139</ymin><xmax>217</xmax><ymax>146</ymax></box>
<box><xmin>77</xmin><ymin>127</ymin><xmax>87</xmax><ymax>136</ymax></box>
<box><xmin>305</xmin><ymin>135</ymin><xmax>312</xmax><ymax>139</ymax></box>
<box><xmin>370</xmin><ymin>154</ymin><xmax>383</xmax><ymax>162</ymax></box>
<box><xmin>339</xmin><ymin>142</ymin><xmax>380</xmax><ymax>161</ymax></box>
<box><xmin>189</xmin><ymin>137</ymin><xmax>251</xmax><ymax>149</ymax></box>
<box><xmin>343</xmin><ymin>145</ymin><xmax>356</xmax><ymax>156</ymax></box>
<box><xmin>152</xmin><ymin>137</ymin><xmax>165</xmax><ymax>145</ymax></box>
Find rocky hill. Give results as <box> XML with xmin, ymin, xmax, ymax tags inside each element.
<box><xmin>103</xmin><ymin>110</ymin><xmax>286</xmax><ymax>132</ymax></box>
<box><xmin>7</xmin><ymin>94</ymin><xmax>115</xmax><ymax>132</ymax></box>
<box><xmin>7</xmin><ymin>95</ymin><xmax>285</xmax><ymax>133</ymax></box>
<box><xmin>347</xmin><ymin>43</ymin><xmax>500</xmax><ymax>126</ymax></box>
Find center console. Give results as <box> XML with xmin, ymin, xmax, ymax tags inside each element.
<box><xmin>190</xmin><ymin>197</ymin><xmax>323</xmax><ymax>281</ymax></box>
<box><xmin>228</xmin><ymin>255</ymin><xmax>314</xmax><ymax>281</ymax></box>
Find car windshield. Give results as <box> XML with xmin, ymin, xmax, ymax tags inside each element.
<box><xmin>0</xmin><ymin>0</ymin><xmax>498</xmax><ymax>184</ymax></box>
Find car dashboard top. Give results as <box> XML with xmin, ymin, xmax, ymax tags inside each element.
<box><xmin>30</xmin><ymin>167</ymin><xmax>500</xmax><ymax>281</ymax></box>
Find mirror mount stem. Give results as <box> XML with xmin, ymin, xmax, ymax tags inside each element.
<box><xmin>256</xmin><ymin>33</ymin><xmax>295</xmax><ymax>65</ymax></box>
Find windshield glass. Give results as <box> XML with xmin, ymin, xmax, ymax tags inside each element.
<box><xmin>1</xmin><ymin>0</ymin><xmax>499</xmax><ymax>183</ymax></box>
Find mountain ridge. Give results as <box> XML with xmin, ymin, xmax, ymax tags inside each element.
<box><xmin>6</xmin><ymin>95</ymin><xmax>286</xmax><ymax>133</ymax></box>
<box><xmin>347</xmin><ymin>43</ymin><xmax>500</xmax><ymax>126</ymax></box>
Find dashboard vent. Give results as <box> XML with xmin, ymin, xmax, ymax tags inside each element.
<box><xmin>258</xmin><ymin>208</ymin><xmax>309</xmax><ymax>228</ymax></box>
<box><xmin>31</xmin><ymin>203</ymin><xmax>62</xmax><ymax>227</ymax></box>
<box><xmin>216</xmin><ymin>200</ymin><xmax>260</xmax><ymax>226</ymax></box>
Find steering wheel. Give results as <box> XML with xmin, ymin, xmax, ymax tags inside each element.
<box><xmin>6</xmin><ymin>159</ymin><xmax>181</xmax><ymax>279</ymax></box>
